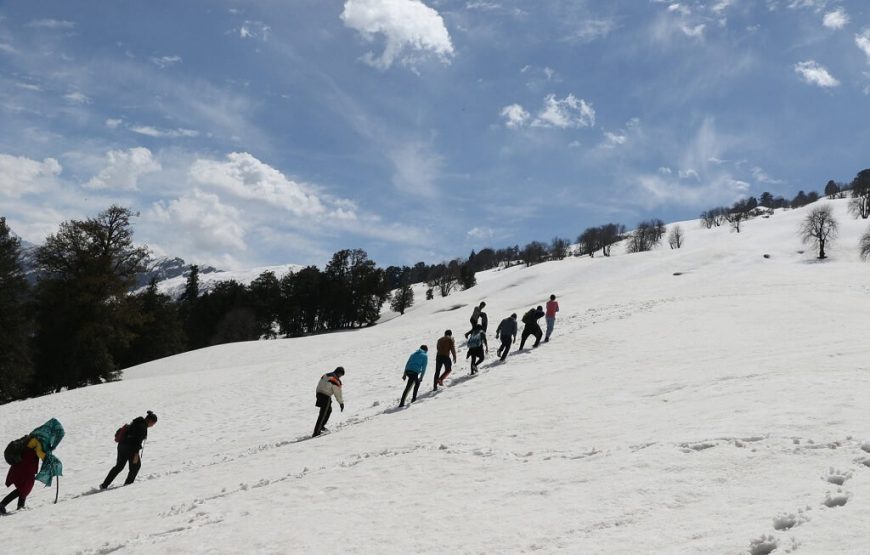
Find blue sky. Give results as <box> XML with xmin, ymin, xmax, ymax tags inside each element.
<box><xmin>1</xmin><ymin>0</ymin><xmax>869</xmax><ymax>269</ymax></box>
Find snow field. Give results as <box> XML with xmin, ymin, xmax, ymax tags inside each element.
<box><xmin>2</xmin><ymin>198</ymin><xmax>870</xmax><ymax>553</ymax></box>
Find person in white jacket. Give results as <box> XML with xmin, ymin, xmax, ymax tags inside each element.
<box><xmin>313</xmin><ymin>367</ymin><xmax>345</xmax><ymax>437</ymax></box>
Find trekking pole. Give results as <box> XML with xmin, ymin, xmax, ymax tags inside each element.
<box><xmin>54</xmin><ymin>476</ymin><xmax>60</xmax><ymax>504</ymax></box>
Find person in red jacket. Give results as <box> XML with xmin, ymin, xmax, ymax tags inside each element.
<box><xmin>1</xmin><ymin>437</ymin><xmax>43</xmax><ymax>514</ymax></box>
<box><xmin>544</xmin><ymin>294</ymin><xmax>560</xmax><ymax>342</ymax></box>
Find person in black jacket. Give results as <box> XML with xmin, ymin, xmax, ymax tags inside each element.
<box><xmin>100</xmin><ymin>411</ymin><xmax>158</xmax><ymax>489</ymax></box>
<box><xmin>518</xmin><ymin>306</ymin><xmax>545</xmax><ymax>350</ymax></box>
<box><xmin>495</xmin><ymin>313</ymin><xmax>518</xmax><ymax>361</ymax></box>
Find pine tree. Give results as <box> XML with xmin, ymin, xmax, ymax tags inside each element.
<box><xmin>390</xmin><ymin>271</ymin><xmax>414</xmax><ymax>315</ymax></box>
<box><xmin>32</xmin><ymin>206</ymin><xmax>149</xmax><ymax>392</ymax></box>
<box><xmin>0</xmin><ymin>218</ymin><xmax>33</xmax><ymax>402</ymax></box>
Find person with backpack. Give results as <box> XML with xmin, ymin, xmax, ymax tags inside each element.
<box><xmin>400</xmin><ymin>345</ymin><xmax>428</xmax><ymax>407</ymax></box>
<box><xmin>433</xmin><ymin>331</ymin><xmax>457</xmax><ymax>390</ymax></box>
<box><xmin>464</xmin><ymin>301</ymin><xmax>486</xmax><ymax>339</ymax></box>
<box><xmin>313</xmin><ymin>367</ymin><xmax>345</xmax><ymax>437</ymax></box>
<box><xmin>495</xmin><ymin>313</ymin><xmax>518</xmax><ymax>361</ymax></box>
<box><xmin>466</xmin><ymin>325</ymin><xmax>488</xmax><ymax>374</ymax></box>
<box><xmin>2</xmin><ymin>418</ymin><xmax>65</xmax><ymax>513</ymax></box>
<box><xmin>100</xmin><ymin>411</ymin><xmax>157</xmax><ymax>490</ymax></box>
<box><xmin>544</xmin><ymin>294</ymin><xmax>560</xmax><ymax>342</ymax></box>
<box><xmin>519</xmin><ymin>306</ymin><xmax>545</xmax><ymax>350</ymax></box>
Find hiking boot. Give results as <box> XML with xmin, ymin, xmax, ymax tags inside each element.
<box><xmin>99</xmin><ymin>483</ymin><xmax>108</xmax><ymax>490</ymax></box>
<box><xmin>0</xmin><ymin>506</ymin><xmax>6</xmax><ymax>515</ymax></box>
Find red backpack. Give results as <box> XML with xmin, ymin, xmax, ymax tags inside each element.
<box><xmin>114</xmin><ymin>424</ymin><xmax>129</xmax><ymax>443</ymax></box>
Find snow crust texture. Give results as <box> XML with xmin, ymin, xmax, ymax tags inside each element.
<box><xmin>2</xmin><ymin>199</ymin><xmax>870</xmax><ymax>553</ymax></box>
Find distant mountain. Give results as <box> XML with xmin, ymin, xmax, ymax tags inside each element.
<box><xmin>135</xmin><ymin>257</ymin><xmax>220</xmax><ymax>289</ymax></box>
<box><xmin>149</xmin><ymin>263</ymin><xmax>304</xmax><ymax>299</ymax></box>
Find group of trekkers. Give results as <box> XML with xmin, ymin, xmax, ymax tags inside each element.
<box><xmin>4</xmin><ymin>295</ymin><xmax>562</xmax><ymax>511</ymax></box>
<box><xmin>313</xmin><ymin>294</ymin><xmax>561</xmax><ymax>436</ymax></box>
<box><xmin>2</xmin><ymin>412</ymin><xmax>158</xmax><ymax>515</ymax></box>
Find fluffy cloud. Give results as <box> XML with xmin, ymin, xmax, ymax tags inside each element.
<box><xmin>794</xmin><ymin>60</ymin><xmax>839</xmax><ymax>87</ymax></box>
<box><xmin>500</xmin><ymin>104</ymin><xmax>530</xmax><ymax>128</ymax></box>
<box><xmin>467</xmin><ymin>227</ymin><xmax>495</xmax><ymax>241</ymax></box>
<box><xmin>84</xmin><ymin>147</ymin><xmax>161</xmax><ymax>190</ymax></box>
<box><xmin>190</xmin><ymin>152</ymin><xmax>357</xmax><ymax>218</ymax></box>
<box><xmin>341</xmin><ymin>0</ymin><xmax>454</xmax><ymax>70</ymax></box>
<box><xmin>532</xmin><ymin>94</ymin><xmax>595</xmax><ymax>128</ymax></box>
<box><xmin>0</xmin><ymin>154</ymin><xmax>62</xmax><ymax>197</ymax></box>
<box><xmin>148</xmin><ymin>189</ymin><xmax>247</xmax><ymax>264</ymax></box>
<box><xmin>822</xmin><ymin>9</ymin><xmax>849</xmax><ymax>29</ymax></box>
<box><xmin>503</xmin><ymin>94</ymin><xmax>596</xmax><ymax>130</ymax></box>
<box><xmin>565</xmin><ymin>19</ymin><xmax>615</xmax><ymax>43</ymax></box>
<box><xmin>856</xmin><ymin>30</ymin><xmax>870</xmax><ymax>62</ymax></box>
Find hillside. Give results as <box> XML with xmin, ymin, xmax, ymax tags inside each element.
<box><xmin>2</xmin><ymin>198</ymin><xmax>870</xmax><ymax>554</ymax></box>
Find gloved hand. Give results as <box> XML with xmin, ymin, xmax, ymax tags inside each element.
<box><xmin>340</xmin><ymin>404</ymin><xmax>345</xmax><ymax>412</ymax></box>
<box><xmin>402</xmin><ymin>374</ymin><xmax>406</xmax><ymax>381</ymax></box>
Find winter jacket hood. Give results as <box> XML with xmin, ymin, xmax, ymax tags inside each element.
<box><xmin>30</xmin><ymin>418</ymin><xmax>64</xmax><ymax>486</ymax></box>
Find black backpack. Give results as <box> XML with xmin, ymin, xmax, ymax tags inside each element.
<box><xmin>522</xmin><ymin>309</ymin><xmax>536</xmax><ymax>325</ymax></box>
<box><xmin>4</xmin><ymin>435</ymin><xmax>29</xmax><ymax>466</ymax></box>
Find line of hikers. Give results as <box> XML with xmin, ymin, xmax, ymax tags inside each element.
<box><xmin>312</xmin><ymin>294</ymin><xmax>561</xmax><ymax>434</ymax></box>
<box><xmin>2</xmin><ymin>412</ymin><xmax>158</xmax><ymax>515</ymax></box>
<box><xmin>4</xmin><ymin>295</ymin><xmax>562</xmax><ymax>510</ymax></box>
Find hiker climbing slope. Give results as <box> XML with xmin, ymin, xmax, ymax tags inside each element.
<box><xmin>544</xmin><ymin>294</ymin><xmax>560</xmax><ymax>342</ymax></box>
<box><xmin>464</xmin><ymin>301</ymin><xmax>486</xmax><ymax>339</ymax></box>
<box><xmin>466</xmin><ymin>325</ymin><xmax>488</xmax><ymax>374</ymax></box>
<box><xmin>495</xmin><ymin>313</ymin><xmax>518</xmax><ymax>361</ymax></box>
<box><xmin>313</xmin><ymin>367</ymin><xmax>345</xmax><ymax>437</ymax></box>
<box><xmin>400</xmin><ymin>345</ymin><xmax>428</xmax><ymax>407</ymax></box>
<box><xmin>519</xmin><ymin>306</ymin><xmax>545</xmax><ymax>350</ymax></box>
<box><xmin>101</xmin><ymin>411</ymin><xmax>157</xmax><ymax>489</ymax></box>
<box><xmin>2</xmin><ymin>418</ymin><xmax>64</xmax><ymax>513</ymax></box>
<box><xmin>434</xmin><ymin>331</ymin><xmax>457</xmax><ymax>390</ymax></box>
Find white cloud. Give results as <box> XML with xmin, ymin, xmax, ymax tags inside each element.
<box><xmin>387</xmin><ymin>142</ymin><xmax>442</xmax><ymax>197</ymax></box>
<box><xmin>148</xmin><ymin>189</ymin><xmax>247</xmax><ymax>264</ymax></box>
<box><xmin>16</xmin><ymin>82</ymin><xmax>41</xmax><ymax>91</ymax></box>
<box><xmin>84</xmin><ymin>147</ymin><xmax>161</xmax><ymax>190</ymax></box>
<box><xmin>565</xmin><ymin>19</ymin><xmax>615</xmax><ymax>43</ymax></box>
<box><xmin>238</xmin><ymin>21</ymin><xmax>270</xmax><ymax>41</ymax></box>
<box><xmin>190</xmin><ymin>152</ymin><xmax>357</xmax><ymax>218</ymax></box>
<box><xmin>0</xmin><ymin>154</ymin><xmax>62</xmax><ymax>197</ymax></box>
<box><xmin>63</xmin><ymin>91</ymin><xmax>91</xmax><ymax>104</ymax></box>
<box><xmin>680</xmin><ymin>23</ymin><xmax>706</xmax><ymax>38</ymax></box>
<box><xmin>532</xmin><ymin>94</ymin><xmax>595</xmax><ymax>128</ymax></box>
<box><xmin>603</xmin><ymin>131</ymin><xmax>627</xmax><ymax>147</ymax></box>
<box><xmin>500</xmin><ymin>104</ymin><xmax>530</xmax><ymax>128</ymax></box>
<box><xmin>130</xmin><ymin>125</ymin><xmax>199</xmax><ymax>138</ymax></box>
<box><xmin>711</xmin><ymin>0</ymin><xmax>735</xmax><ymax>14</ymax></box>
<box><xmin>0</xmin><ymin>43</ymin><xmax>18</xmax><ymax>54</ymax></box>
<box><xmin>150</xmin><ymin>55</ymin><xmax>182</xmax><ymax>69</ymax></box>
<box><xmin>678</xmin><ymin>169</ymin><xmax>699</xmax><ymax>180</ymax></box>
<box><xmin>503</xmin><ymin>94</ymin><xmax>596</xmax><ymax>130</ymax></box>
<box><xmin>341</xmin><ymin>0</ymin><xmax>454</xmax><ymax>70</ymax></box>
<box><xmin>467</xmin><ymin>227</ymin><xmax>495</xmax><ymax>241</ymax></box>
<box><xmin>751</xmin><ymin>166</ymin><xmax>784</xmax><ymax>184</ymax></box>
<box><xmin>465</xmin><ymin>1</ymin><xmax>501</xmax><ymax>10</ymax></box>
<box><xmin>26</xmin><ymin>19</ymin><xmax>75</xmax><ymax>29</ymax></box>
<box><xmin>823</xmin><ymin>9</ymin><xmax>849</xmax><ymax>29</ymax></box>
<box><xmin>794</xmin><ymin>60</ymin><xmax>840</xmax><ymax>87</ymax></box>
<box><xmin>105</xmin><ymin>118</ymin><xmax>123</xmax><ymax>129</ymax></box>
<box><xmin>856</xmin><ymin>30</ymin><xmax>870</xmax><ymax>62</ymax></box>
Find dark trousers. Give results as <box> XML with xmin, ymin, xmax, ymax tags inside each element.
<box><xmin>519</xmin><ymin>324</ymin><xmax>542</xmax><ymax>349</ymax></box>
<box><xmin>467</xmin><ymin>347</ymin><xmax>484</xmax><ymax>372</ymax></box>
<box><xmin>434</xmin><ymin>355</ymin><xmax>452</xmax><ymax>388</ymax></box>
<box><xmin>1</xmin><ymin>490</ymin><xmax>24</xmax><ymax>510</ymax></box>
<box><xmin>313</xmin><ymin>393</ymin><xmax>333</xmax><ymax>437</ymax></box>
<box><xmin>400</xmin><ymin>371</ymin><xmax>422</xmax><ymax>406</ymax></box>
<box><xmin>497</xmin><ymin>336</ymin><xmax>512</xmax><ymax>360</ymax></box>
<box><xmin>102</xmin><ymin>444</ymin><xmax>141</xmax><ymax>488</ymax></box>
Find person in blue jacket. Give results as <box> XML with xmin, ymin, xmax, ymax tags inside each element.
<box><xmin>399</xmin><ymin>345</ymin><xmax>428</xmax><ymax>407</ymax></box>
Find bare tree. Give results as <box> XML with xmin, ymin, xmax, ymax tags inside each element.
<box><xmin>727</xmin><ymin>210</ymin><xmax>749</xmax><ymax>233</ymax></box>
<box><xmin>626</xmin><ymin>220</ymin><xmax>664</xmax><ymax>253</ymax></box>
<box><xmin>848</xmin><ymin>196</ymin><xmax>870</xmax><ymax>219</ymax></box>
<box><xmin>667</xmin><ymin>225</ymin><xmax>684</xmax><ymax>249</ymax></box>
<box><xmin>861</xmin><ymin>226</ymin><xmax>870</xmax><ymax>261</ymax></box>
<box><xmin>800</xmin><ymin>206</ymin><xmax>839</xmax><ymax>259</ymax></box>
<box><xmin>550</xmin><ymin>237</ymin><xmax>570</xmax><ymax>260</ymax></box>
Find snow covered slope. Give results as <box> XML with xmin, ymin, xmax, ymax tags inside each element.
<box><xmin>3</xmin><ymin>199</ymin><xmax>870</xmax><ymax>554</ymax></box>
